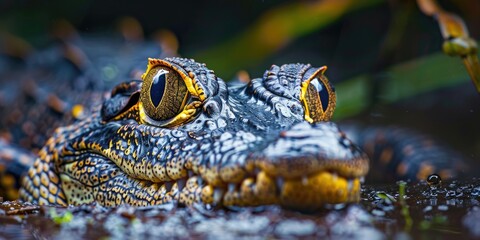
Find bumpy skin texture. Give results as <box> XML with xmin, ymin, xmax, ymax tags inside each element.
<box><xmin>19</xmin><ymin>58</ymin><xmax>369</xmax><ymax>210</ymax></box>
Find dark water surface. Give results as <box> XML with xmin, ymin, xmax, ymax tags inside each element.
<box><xmin>1</xmin><ymin>179</ymin><xmax>479</xmax><ymax>239</ymax></box>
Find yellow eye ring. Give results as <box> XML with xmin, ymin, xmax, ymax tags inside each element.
<box><xmin>299</xmin><ymin>66</ymin><xmax>336</xmax><ymax>123</ymax></box>
<box><xmin>139</xmin><ymin>58</ymin><xmax>205</xmax><ymax>127</ymax></box>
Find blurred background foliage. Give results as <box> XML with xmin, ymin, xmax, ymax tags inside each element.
<box><xmin>0</xmin><ymin>0</ymin><xmax>479</xmax><ymax>156</ymax></box>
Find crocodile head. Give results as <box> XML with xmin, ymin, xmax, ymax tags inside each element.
<box><xmin>20</xmin><ymin>58</ymin><xmax>369</xmax><ymax>210</ymax></box>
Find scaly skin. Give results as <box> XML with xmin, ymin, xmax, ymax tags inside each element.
<box><xmin>20</xmin><ymin>57</ymin><xmax>369</xmax><ymax>210</ymax></box>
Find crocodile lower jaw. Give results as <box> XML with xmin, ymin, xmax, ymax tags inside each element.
<box><xmin>61</xmin><ymin>157</ymin><xmax>361</xmax><ymax>210</ymax></box>
<box><xmin>200</xmin><ymin>170</ymin><xmax>362</xmax><ymax>210</ymax></box>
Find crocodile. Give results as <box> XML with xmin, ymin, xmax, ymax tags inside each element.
<box><xmin>16</xmin><ymin>57</ymin><xmax>368</xmax><ymax>210</ymax></box>
<box><xmin>1</xmin><ymin>40</ymin><xmax>468</xmax><ymax>210</ymax></box>
<box><xmin>1</xmin><ymin>0</ymin><xmax>476</xmax><ymax>210</ymax></box>
<box><xmin>1</xmin><ymin>41</ymin><xmax>468</xmax><ymax>211</ymax></box>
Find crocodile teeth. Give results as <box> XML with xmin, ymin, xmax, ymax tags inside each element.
<box><xmin>302</xmin><ymin>176</ymin><xmax>308</xmax><ymax>186</ymax></box>
<box><xmin>275</xmin><ymin>177</ymin><xmax>284</xmax><ymax>190</ymax></box>
<box><xmin>331</xmin><ymin>172</ymin><xmax>338</xmax><ymax>181</ymax></box>
<box><xmin>228</xmin><ymin>183</ymin><xmax>236</xmax><ymax>193</ymax></box>
<box><xmin>347</xmin><ymin>179</ymin><xmax>354</xmax><ymax>192</ymax></box>
<box><xmin>213</xmin><ymin>188</ymin><xmax>224</xmax><ymax>204</ymax></box>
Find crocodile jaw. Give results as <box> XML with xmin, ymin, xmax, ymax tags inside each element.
<box><xmin>200</xmin><ymin>170</ymin><xmax>361</xmax><ymax>210</ymax></box>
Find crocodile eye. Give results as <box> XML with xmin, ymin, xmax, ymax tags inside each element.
<box><xmin>300</xmin><ymin>66</ymin><xmax>336</xmax><ymax>123</ymax></box>
<box><xmin>140</xmin><ymin>65</ymin><xmax>189</xmax><ymax>121</ymax></box>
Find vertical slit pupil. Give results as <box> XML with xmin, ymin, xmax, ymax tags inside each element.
<box><xmin>150</xmin><ymin>70</ymin><xmax>167</xmax><ymax>107</ymax></box>
<box><xmin>311</xmin><ymin>78</ymin><xmax>329</xmax><ymax>111</ymax></box>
